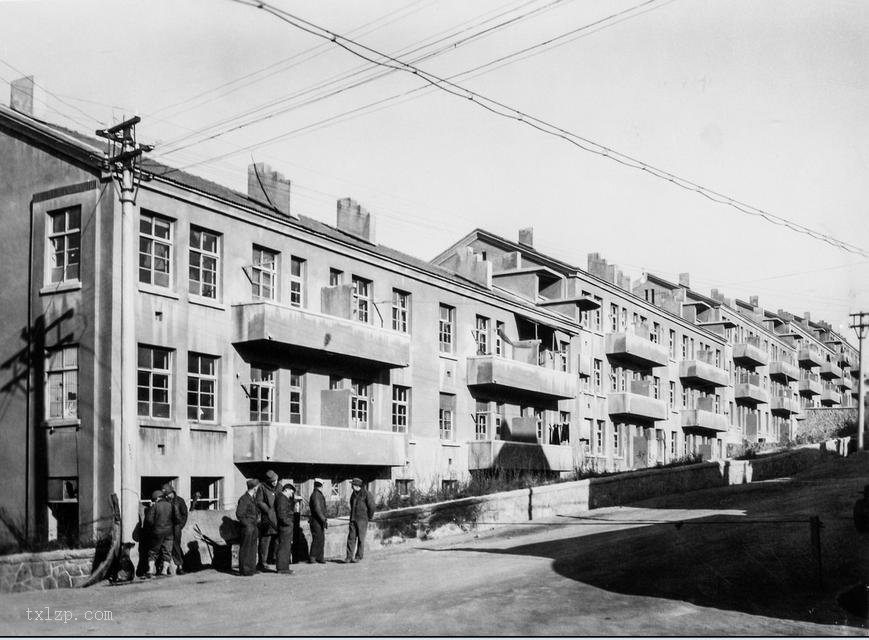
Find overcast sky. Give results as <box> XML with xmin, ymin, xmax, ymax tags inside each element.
<box><xmin>1</xmin><ymin>0</ymin><xmax>866</xmax><ymax>343</ymax></box>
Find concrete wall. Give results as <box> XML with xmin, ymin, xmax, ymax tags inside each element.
<box><xmin>0</xmin><ymin>548</ymin><xmax>94</xmax><ymax>593</ymax></box>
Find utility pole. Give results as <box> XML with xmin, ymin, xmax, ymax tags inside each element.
<box><xmin>850</xmin><ymin>312</ymin><xmax>868</xmax><ymax>452</ymax></box>
<box><xmin>96</xmin><ymin>117</ymin><xmax>152</xmax><ymax>540</ymax></box>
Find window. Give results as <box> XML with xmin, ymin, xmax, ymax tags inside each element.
<box><xmin>593</xmin><ymin>359</ymin><xmax>602</xmax><ymax>392</ymax></box>
<box><xmin>670</xmin><ymin>433</ymin><xmax>677</xmax><ymax>456</ymax></box>
<box><xmin>187</xmin><ymin>353</ymin><xmax>217</xmax><ymax>422</ymax></box>
<box><xmin>681</xmin><ymin>335</ymin><xmax>689</xmax><ymax>359</ymax></box>
<box><xmin>558</xmin><ymin>341</ymin><xmax>569</xmax><ymax>372</ymax></box>
<box><xmin>613</xmin><ymin>425</ymin><xmax>620</xmax><ymax>456</ymax></box>
<box><xmin>289</xmin><ymin>256</ymin><xmax>305</xmax><ymax>307</ymax></box>
<box><xmin>289</xmin><ymin>370</ymin><xmax>303</xmax><ymax>424</ymax></box>
<box><xmin>593</xmin><ymin>297</ymin><xmax>603</xmax><ymax>330</ymax></box>
<box><xmin>139</xmin><ymin>212</ymin><xmax>173</xmax><ymax>288</ymax></box>
<box><xmin>441</xmin><ymin>479</ymin><xmax>458</xmax><ymax>496</ymax></box>
<box><xmin>329</xmin><ymin>268</ymin><xmax>343</xmax><ymax>286</ymax></box>
<box><xmin>553</xmin><ymin>411</ymin><xmax>570</xmax><ymax>445</ymax></box>
<box><xmin>249</xmin><ymin>365</ymin><xmax>275</xmax><ymax>422</ymax></box>
<box><xmin>595</xmin><ymin>421</ymin><xmax>605</xmax><ymax>453</ymax></box>
<box><xmin>669</xmin><ymin>381</ymin><xmax>676</xmax><ymax>408</ymax></box>
<box><xmin>580</xmin><ymin>291</ymin><xmax>591</xmax><ymax>327</ymax></box>
<box><xmin>188</xmin><ymin>227</ymin><xmax>219</xmax><ymax>299</ymax></box>
<box><xmin>352</xmin><ymin>276</ymin><xmax>371</xmax><ymax>323</ymax></box>
<box><xmin>190</xmin><ymin>477</ymin><xmax>223</xmax><ymax>510</ymax></box>
<box><xmin>681</xmin><ymin>388</ymin><xmax>688</xmax><ymax>409</ymax></box>
<box><xmin>652</xmin><ymin>376</ymin><xmax>660</xmax><ymax>400</ymax></box>
<box><xmin>651</xmin><ymin>322</ymin><xmax>661</xmax><ymax>344</ymax></box>
<box><xmin>495</xmin><ymin>321</ymin><xmax>505</xmax><ymax>356</ymax></box>
<box><xmin>475</xmin><ymin>401</ymin><xmax>489</xmax><ymax>440</ymax></box>
<box><xmin>392</xmin><ymin>385</ymin><xmax>409</xmax><ymax>433</ymax></box>
<box><xmin>351</xmin><ymin>380</ymin><xmax>369</xmax><ymax>428</ymax></box>
<box><xmin>474</xmin><ymin>315</ymin><xmax>490</xmax><ymax>355</ymax></box>
<box><xmin>328</xmin><ymin>375</ymin><xmax>343</xmax><ymax>390</ymax></box>
<box><xmin>46</xmin><ymin>345</ymin><xmax>78</xmax><ymax>419</ymax></box>
<box><xmin>715</xmin><ymin>349</ymin><xmax>721</xmax><ymax>368</ymax></box>
<box><xmin>610</xmin><ymin>304</ymin><xmax>619</xmax><ymax>332</ymax></box>
<box><xmin>534</xmin><ymin>409</ymin><xmax>545</xmax><ymax>443</ymax></box>
<box><xmin>392</xmin><ymin>289</ymin><xmax>410</xmax><ymax>333</ymax></box>
<box><xmin>251</xmin><ymin>246</ymin><xmax>277</xmax><ymax>300</ymax></box>
<box><xmin>620</xmin><ymin>308</ymin><xmax>627</xmax><ymax>330</ymax></box>
<box><xmin>47</xmin><ymin>206</ymin><xmax>80</xmax><ymax>284</ymax></box>
<box><xmin>138</xmin><ymin>346</ymin><xmax>172</xmax><ymax>419</ymax></box>
<box><xmin>495</xmin><ymin>402</ymin><xmax>505</xmax><ymax>438</ymax></box>
<box><xmin>438</xmin><ymin>304</ymin><xmax>455</xmax><ymax>353</ymax></box>
<box><xmin>668</xmin><ymin>330</ymin><xmax>675</xmax><ymax>358</ymax></box>
<box><xmin>439</xmin><ymin>393</ymin><xmax>454</xmax><ymax>440</ymax></box>
<box><xmin>395</xmin><ymin>479</ymin><xmax>414</xmax><ymax>497</ymax></box>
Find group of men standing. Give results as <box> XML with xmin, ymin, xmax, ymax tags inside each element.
<box><xmin>138</xmin><ymin>483</ymin><xmax>188</xmax><ymax>578</ymax></box>
<box><xmin>235</xmin><ymin>473</ymin><xmax>375</xmax><ymax>576</ymax></box>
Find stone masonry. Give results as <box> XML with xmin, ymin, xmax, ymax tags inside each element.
<box><xmin>0</xmin><ymin>548</ymin><xmax>94</xmax><ymax>593</ymax></box>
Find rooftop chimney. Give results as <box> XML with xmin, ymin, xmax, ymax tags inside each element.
<box><xmin>9</xmin><ymin>76</ymin><xmax>38</xmax><ymax>117</ymax></box>
<box><xmin>678</xmin><ymin>272</ymin><xmax>690</xmax><ymax>288</ymax></box>
<box><xmin>518</xmin><ymin>227</ymin><xmax>534</xmax><ymax>248</ymax></box>
<box><xmin>336</xmin><ymin>198</ymin><xmax>376</xmax><ymax>244</ymax></box>
<box><xmin>749</xmin><ymin>295</ymin><xmax>759</xmax><ymax>308</ymax></box>
<box><xmin>710</xmin><ymin>288</ymin><xmax>725</xmax><ymax>303</ymax></box>
<box><xmin>247</xmin><ymin>163</ymin><xmax>295</xmax><ymax>219</ymax></box>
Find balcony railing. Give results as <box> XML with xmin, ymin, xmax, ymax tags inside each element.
<box><xmin>798</xmin><ymin>374</ymin><xmax>822</xmax><ymax>396</ymax></box>
<box><xmin>819</xmin><ymin>361</ymin><xmax>843</xmax><ymax>380</ymax></box>
<box><xmin>607</xmin><ymin>380</ymin><xmax>667</xmax><ymax>421</ymax></box>
<box><xmin>733</xmin><ymin>337</ymin><xmax>768</xmax><ymax>367</ymax></box>
<box><xmin>468</xmin><ymin>440</ymin><xmax>574</xmax><ymax>472</ymax></box>
<box><xmin>233</xmin><ymin>422</ymin><xmax>405</xmax><ymax>466</ymax></box>
<box><xmin>834</xmin><ymin>376</ymin><xmax>854</xmax><ymax>390</ymax></box>
<box><xmin>679</xmin><ymin>351</ymin><xmax>728</xmax><ymax>388</ymax></box>
<box><xmin>770</xmin><ymin>393</ymin><xmax>801</xmax><ymax>416</ymax></box>
<box><xmin>232</xmin><ymin>300</ymin><xmax>410</xmax><ymax>369</ymax></box>
<box><xmin>768</xmin><ymin>359</ymin><xmax>799</xmax><ymax>382</ymax></box>
<box><xmin>798</xmin><ymin>346</ymin><xmax>824</xmax><ymax>368</ymax></box>
<box><xmin>680</xmin><ymin>408</ymin><xmax>728</xmax><ymax>432</ymax></box>
<box><xmin>734</xmin><ymin>373</ymin><xmax>769</xmax><ymax>404</ymax></box>
<box><xmin>820</xmin><ymin>387</ymin><xmax>841</xmax><ymax>406</ymax></box>
<box><xmin>605</xmin><ymin>324</ymin><xmax>669</xmax><ymax>368</ymax></box>
<box><xmin>466</xmin><ymin>354</ymin><xmax>577</xmax><ymax>400</ymax></box>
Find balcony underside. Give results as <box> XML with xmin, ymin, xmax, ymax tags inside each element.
<box><xmin>798</xmin><ymin>380</ymin><xmax>821</xmax><ymax>396</ymax></box>
<box><xmin>769</xmin><ymin>361</ymin><xmax>800</xmax><ymax>382</ymax></box>
<box><xmin>605</xmin><ymin>333</ymin><xmax>669</xmax><ymax>369</ymax></box>
<box><xmin>734</xmin><ymin>384</ymin><xmax>769</xmax><ymax>405</ymax></box>
<box><xmin>233</xmin><ymin>422</ymin><xmax>405</xmax><ymax>467</ymax></box>
<box><xmin>770</xmin><ymin>398</ymin><xmax>800</xmax><ymax>416</ymax></box>
<box><xmin>607</xmin><ymin>392</ymin><xmax>667</xmax><ymax>422</ymax></box>
<box><xmin>468</xmin><ymin>440</ymin><xmax>574</xmax><ymax>472</ymax></box>
<box><xmin>680</xmin><ymin>409</ymin><xmax>728</xmax><ymax>433</ymax></box>
<box><xmin>733</xmin><ymin>344</ymin><xmax>768</xmax><ymax>367</ymax></box>
<box><xmin>679</xmin><ymin>361</ymin><xmax>729</xmax><ymax>388</ymax></box>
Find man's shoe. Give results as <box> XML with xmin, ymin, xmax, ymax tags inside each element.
<box><xmin>354</xmin><ymin>557</ymin><xmax>363</xmax><ymax>562</ymax></box>
<box><xmin>175</xmin><ymin>568</ymin><xmax>186</xmax><ymax>575</ymax></box>
<box><xmin>307</xmin><ymin>560</ymin><xmax>316</xmax><ymax>564</ymax></box>
<box><xmin>344</xmin><ymin>557</ymin><xmax>356</xmax><ymax>564</ymax></box>
<box><xmin>316</xmin><ymin>560</ymin><xmax>326</xmax><ymax>564</ymax></box>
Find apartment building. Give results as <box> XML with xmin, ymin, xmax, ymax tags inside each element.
<box><xmin>0</xmin><ymin>93</ymin><xmax>860</xmax><ymax>548</ymax></box>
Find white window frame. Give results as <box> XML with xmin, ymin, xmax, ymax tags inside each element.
<box><xmin>392</xmin><ymin>289</ymin><xmax>410</xmax><ymax>333</ymax></box>
<box><xmin>439</xmin><ymin>394</ymin><xmax>454</xmax><ymax>441</ymax></box>
<box><xmin>138</xmin><ymin>345</ymin><xmax>172</xmax><ymax>419</ymax></box>
<box><xmin>188</xmin><ymin>226</ymin><xmax>220</xmax><ymax>300</ymax></box>
<box><xmin>439</xmin><ymin>304</ymin><xmax>455</xmax><ymax>353</ymax></box>
<box><xmin>139</xmin><ymin>211</ymin><xmax>173</xmax><ymax>288</ymax></box>
<box><xmin>351</xmin><ymin>379</ymin><xmax>369</xmax><ymax>429</ymax></box>
<box><xmin>46</xmin><ymin>206</ymin><xmax>81</xmax><ymax>285</ymax></box>
<box><xmin>187</xmin><ymin>352</ymin><xmax>217</xmax><ymax>422</ymax></box>
<box><xmin>289</xmin><ymin>370</ymin><xmax>303</xmax><ymax>424</ymax></box>
<box><xmin>249</xmin><ymin>365</ymin><xmax>275</xmax><ymax>422</ymax></box>
<box><xmin>352</xmin><ymin>276</ymin><xmax>372</xmax><ymax>323</ymax></box>
<box><xmin>474</xmin><ymin>401</ymin><xmax>489</xmax><ymax>440</ymax></box>
<box><xmin>46</xmin><ymin>345</ymin><xmax>78</xmax><ymax>420</ymax></box>
<box><xmin>474</xmin><ymin>315</ymin><xmax>490</xmax><ymax>356</ymax></box>
<box><xmin>289</xmin><ymin>256</ymin><xmax>305</xmax><ymax>308</ymax></box>
<box><xmin>251</xmin><ymin>246</ymin><xmax>277</xmax><ymax>300</ymax></box>
<box><xmin>391</xmin><ymin>385</ymin><xmax>409</xmax><ymax>433</ymax></box>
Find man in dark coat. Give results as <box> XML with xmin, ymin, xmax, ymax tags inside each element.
<box><xmin>308</xmin><ymin>479</ymin><xmax>328</xmax><ymax>564</ymax></box>
<box><xmin>345</xmin><ymin>477</ymin><xmax>375</xmax><ymax>563</ymax></box>
<box><xmin>256</xmin><ymin>470</ymin><xmax>279</xmax><ymax>571</ymax></box>
<box><xmin>236</xmin><ymin>478</ymin><xmax>260</xmax><ymax>577</ymax></box>
<box><xmin>274</xmin><ymin>484</ymin><xmax>295</xmax><ymax>574</ymax></box>
<box><xmin>145</xmin><ymin>490</ymin><xmax>176</xmax><ymax>577</ymax></box>
<box><xmin>163</xmin><ymin>483</ymin><xmax>188</xmax><ymax>574</ymax></box>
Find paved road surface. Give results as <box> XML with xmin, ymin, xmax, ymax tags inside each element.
<box><xmin>1</xmin><ymin>453</ymin><xmax>865</xmax><ymax>635</ymax></box>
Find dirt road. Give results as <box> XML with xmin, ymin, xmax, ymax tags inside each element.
<box><xmin>1</xmin><ymin>452</ymin><xmax>865</xmax><ymax>635</ymax></box>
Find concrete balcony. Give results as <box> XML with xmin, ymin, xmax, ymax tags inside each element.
<box><xmin>607</xmin><ymin>381</ymin><xmax>667</xmax><ymax>422</ymax></box>
<box><xmin>733</xmin><ymin>339</ymin><xmax>768</xmax><ymax>367</ymax></box>
<box><xmin>835</xmin><ymin>376</ymin><xmax>853</xmax><ymax>391</ymax></box>
<box><xmin>680</xmin><ymin>409</ymin><xmax>728</xmax><ymax>433</ymax></box>
<box><xmin>770</xmin><ymin>395</ymin><xmax>801</xmax><ymax>416</ymax></box>
<box><xmin>605</xmin><ymin>329</ymin><xmax>669</xmax><ymax>368</ymax></box>
<box><xmin>819</xmin><ymin>361</ymin><xmax>842</xmax><ymax>380</ymax></box>
<box><xmin>232</xmin><ymin>301</ymin><xmax>410</xmax><ymax>369</ymax></box>
<box><xmin>233</xmin><ymin>422</ymin><xmax>405</xmax><ymax>467</ymax></box>
<box><xmin>468</xmin><ymin>440</ymin><xmax>574</xmax><ymax>472</ymax></box>
<box><xmin>798</xmin><ymin>347</ymin><xmax>824</xmax><ymax>368</ymax></box>
<box><xmin>798</xmin><ymin>376</ymin><xmax>822</xmax><ymax>396</ymax></box>
<box><xmin>467</xmin><ymin>355</ymin><xmax>577</xmax><ymax>400</ymax></box>
<box><xmin>679</xmin><ymin>358</ymin><xmax>729</xmax><ymax>388</ymax></box>
<box><xmin>734</xmin><ymin>375</ymin><xmax>769</xmax><ymax>405</ymax></box>
<box><xmin>820</xmin><ymin>388</ymin><xmax>841</xmax><ymax>406</ymax></box>
<box><xmin>768</xmin><ymin>360</ymin><xmax>799</xmax><ymax>382</ymax></box>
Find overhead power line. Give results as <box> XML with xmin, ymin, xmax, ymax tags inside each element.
<box><xmin>222</xmin><ymin>0</ymin><xmax>868</xmax><ymax>259</ymax></box>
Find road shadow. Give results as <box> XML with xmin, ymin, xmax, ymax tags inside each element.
<box><xmin>427</xmin><ymin>477</ymin><xmax>865</xmax><ymax>629</ymax></box>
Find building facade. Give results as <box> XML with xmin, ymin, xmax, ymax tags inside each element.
<box><xmin>0</xmin><ymin>97</ymin><xmax>860</xmax><ymax>548</ymax></box>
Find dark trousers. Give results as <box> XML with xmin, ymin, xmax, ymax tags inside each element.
<box><xmin>276</xmin><ymin>525</ymin><xmax>293</xmax><ymax>572</ymax></box>
<box><xmin>171</xmin><ymin>525</ymin><xmax>184</xmax><ymax>569</ymax></box>
<box><xmin>309</xmin><ymin>519</ymin><xmax>325</xmax><ymax>562</ymax></box>
<box><xmin>258</xmin><ymin>532</ymin><xmax>277</xmax><ymax>567</ymax></box>
<box><xmin>147</xmin><ymin>532</ymin><xmax>173</xmax><ymax>565</ymax></box>
<box><xmin>346</xmin><ymin>519</ymin><xmax>368</xmax><ymax>560</ymax></box>
<box><xmin>239</xmin><ymin>522</ymin><xmax>258</xmax><ymax>576</ymax></box>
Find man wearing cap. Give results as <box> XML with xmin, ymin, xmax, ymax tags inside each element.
<box><xmin>274</xmin><ymin>484</ymin><xmax>296</xmax><ymax>574</ymax></box>
<box><xmin>308</xmin><ymin>479</ymin><xmax>328</xmax><ymax>564</ymax></box>
<box><xmin>256</xmin><ymin>470</ymin><xmax>280</xmax><ymax>571</ymax></box>
<box><xmin>236</xmin><ymin>478</ymin><xmax>260</xmax><ymax>577</ymax></box>
<box><xmin>144</xmin><ymin>490</ymin><xmax>176</xmax><ymax>577</ymax></box>
<box><xmin>162</xmin><ymin>483</ymin><xmax>188</xmax><ymax>575</ymax></box>
<box><xmin>345</xmin><ymin>477</ymin><xmax>375</xmax><ymax>563</ymax></box>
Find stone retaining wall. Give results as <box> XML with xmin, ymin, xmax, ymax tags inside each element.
<box><xmin>0</xmin><ymin>548</ymin><xmax>94</xmax><ymax>593</ymax></box>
